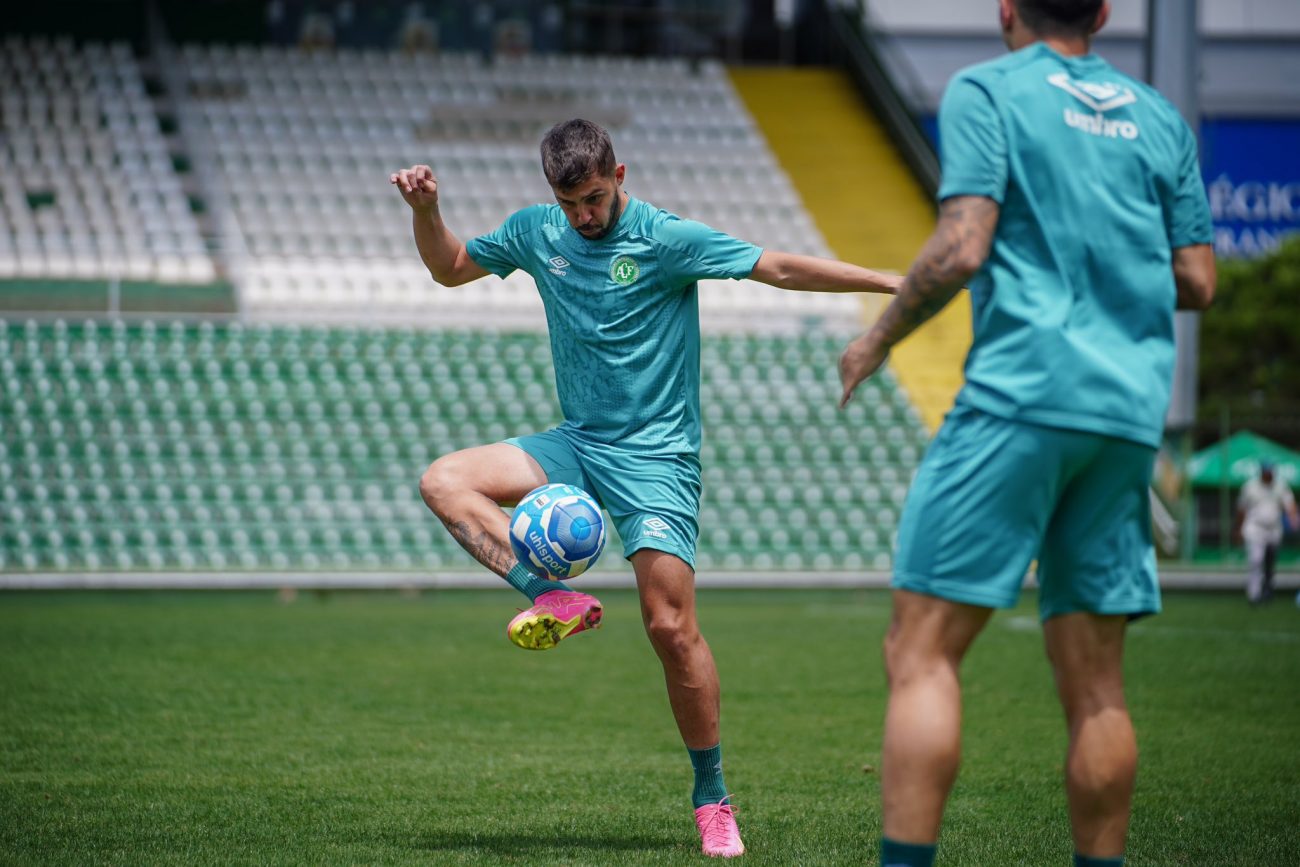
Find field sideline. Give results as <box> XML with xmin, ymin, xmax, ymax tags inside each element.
<box><xmin>2</xmin><ymin>589</ymin><xmax>1297</xmax><ymax>865</ymax></box>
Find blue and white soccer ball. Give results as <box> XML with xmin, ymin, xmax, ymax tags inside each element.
<box><xmin>509</xmin><ymin>483</ymin><xmax>606</xmax><ymax>579</ymax></box>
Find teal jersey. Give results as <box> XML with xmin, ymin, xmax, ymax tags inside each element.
<box><xmin>938</xmin><ymin>42</ymin><xmax>1213</xmax><ymax>448</ymax></box>
<box><xmin>465</xmin><ymin>197</ymin><xmax>763</xmax><ymax>456</ymax></box>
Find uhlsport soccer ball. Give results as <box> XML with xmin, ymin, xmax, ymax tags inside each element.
<box><xmin>509</xmin><ymin>483</ymin><xmax>606</xmax><ymax>579</ymax></box>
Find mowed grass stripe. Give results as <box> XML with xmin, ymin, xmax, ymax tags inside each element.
<box><xmin>1</xmin><ymin>589</ymin><xmax>1297</xmax><ymax>865</ymax></box>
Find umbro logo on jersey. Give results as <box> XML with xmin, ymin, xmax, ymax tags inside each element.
<box><xmin>1047</xmin><ymin>73</ymin><xmax>1137</xmax><ymax>112</ymax></box>
<box><xmin>643</xmin><ymin>517</ymin><xmax>670</xmax><ymax>539</ymax></box>
<box><xmin>547</xmin><ymin>255</ymin><xmax>569</xmax><ymax>277</ymax></box>
<box><xmin>1048</xmin><ymin>73</ymin><xmax>1141</xmax><ymax>140</ymax></box>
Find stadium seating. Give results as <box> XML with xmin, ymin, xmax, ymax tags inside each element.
<box><xmin>175</xmin><ymin>44</ymin><xmax>855</xmax><ymax>329</ymax></box>
<box><xmin>0</xmin><ymin>37</ymin><xmax>216</xmax><ymax>284</ymax></box>
<box><xmin>0</xmin><ymin>318</ymin><xmax>926</xmax><ymax>574</ymax></box>
<box><xmin>1</xmin><ymin>39</ymin><xmax>929</xmax><ymax>578</ymax></box>
<box><xmin>2</xmin><ymin>38</ymin><xmax>865</xmax><ymax>330</ymax></box>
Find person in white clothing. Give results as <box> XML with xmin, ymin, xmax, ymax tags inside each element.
<box><xmin>1234</xmin><ymin>462</ymin><xmax>1298</xmax><ymax>604</ymax></box>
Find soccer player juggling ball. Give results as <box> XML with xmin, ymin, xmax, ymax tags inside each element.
<box><xmin>837</xmin><ymin>2</ymin><xmax>1216</xmax><ymax>867</ymax></box>
<box><xmin>391</xmin><ymin>119</ymin><xmax>900</xmax><ymax>858</ymax></box>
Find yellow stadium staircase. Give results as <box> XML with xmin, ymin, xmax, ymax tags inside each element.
<box><xmin>728</xmin><ymin>67</ymin><xmax>969</xmax><ymax>433</ymax></box>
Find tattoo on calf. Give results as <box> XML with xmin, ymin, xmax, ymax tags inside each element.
<box><xmin>441</xmin><ymin>519</ymin><xmax>516</xmax><ymax>577</ymax></box>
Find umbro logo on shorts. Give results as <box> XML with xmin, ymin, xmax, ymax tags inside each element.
<box><xmin>643</xmin><ymin>517</ymin><xmax>670</xmax><ymax>539</ymax></box>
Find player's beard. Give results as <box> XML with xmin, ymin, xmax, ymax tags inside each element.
<box><xmin>579</xmin><ymin>192</ymin><xmax>623</xmax><ymax>241</ymax></box>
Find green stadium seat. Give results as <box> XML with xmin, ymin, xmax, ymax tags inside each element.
<box><xmin>1</xmin><ymin>321</ymin><xmax>928</xmax><ymax>574</ymax></box>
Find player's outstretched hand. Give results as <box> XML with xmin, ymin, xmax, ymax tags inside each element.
<box><xmin>839</xmin><ymin>332</ymin><xmax>889</xmax><ymax>408</ymax></box>
<box><xmin>390</xmin><ymin>165</ymin><xmax>440</xmax><ymax>212</ymax></box>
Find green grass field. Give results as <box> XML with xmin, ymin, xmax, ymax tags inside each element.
<box><xmin>1</xmin><ymin>588</ymin><xmax>1297</xmax><ymax>865</ymax></box>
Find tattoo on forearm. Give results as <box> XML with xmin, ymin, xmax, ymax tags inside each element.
<box><xmin>872</xmin><ymin>196</ymin><xmax>999</xmax><ymax>347</ymax></box>
<box><xmin>441</xmin><ymin>519</ymin><xmax>516</xmax><ymax>577</ymax></box>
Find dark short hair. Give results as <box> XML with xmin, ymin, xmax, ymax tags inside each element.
<box><xmin>1015</xmin><ymin>0</ymin><xmax>1105</xmax><ymax>37</ymax></box>
<box><xmin>540</xmin><ymin>119</ymin><xmax>617</xmax><ymax>190</ymax></box>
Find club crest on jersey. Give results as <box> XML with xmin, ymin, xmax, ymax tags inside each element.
<box><xmin>610</xmin><ymin>256</ymin><xmax>639</xmax><ymax>285</ymax></box>
<box><xmin>547</xmin><ymin>255</ymin><xmax>569</xmax><ymax>277</ymax></box>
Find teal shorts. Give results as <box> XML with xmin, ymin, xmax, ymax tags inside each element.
<box><xmin>894</xmin><ymin>406</ymin><xmax>1160</xmax><ymax>621</ymax></box>
<box><xmin>505</xmin><ymin>425</ymin><xmax>702</xmax><ymax>568</ymax></box>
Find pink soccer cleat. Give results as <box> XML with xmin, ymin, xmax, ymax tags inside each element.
<box><xmin>694</xmin><ymin>797</ymin><xmax>745</xmax><ymax>858</ymax></box>
<box><xmin>506</xmin><ymin>589</ymin><xmax>603</xmax><ymax>651</ymax></box>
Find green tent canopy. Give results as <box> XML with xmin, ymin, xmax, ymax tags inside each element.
<box><xmin>1188</xmin><ymin>431</ymin><xmax>1300</xmax><ymax>488</ymax></box>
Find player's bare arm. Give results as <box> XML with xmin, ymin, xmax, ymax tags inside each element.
<box><xmin>389</xmin><ymin>164</ymin><xmax>490</xmax><ymax>286</ymax></box>
<box><xmin>1172</xmin><ymin>243</ymin><xmax>1216</xmax><ymax>310</ymax></box>
<box><xmin>749</xmin><ymin>250</ymin><xmax>903</xmax><ymax>294</ymax></box>
<box><xmin>838</xmin><ymin>195</ymin><xmax>999</xmax><ymax>406</ymax></box>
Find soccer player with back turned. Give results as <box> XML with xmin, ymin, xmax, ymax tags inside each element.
<box><xmin>838</xmin><ymin>2</ymin><xmax>1216</xmax><ymax>866</ymax></box>
<box><xmin>392</xmin><ymin>119</ymin><xmax>900</xmax><ymax>857</ymax></box>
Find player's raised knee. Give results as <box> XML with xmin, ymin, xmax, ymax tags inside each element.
<box><xmin>418</xmin><ymin>456</ymin><xmax>461</xmax><ymax>513</ymax></box>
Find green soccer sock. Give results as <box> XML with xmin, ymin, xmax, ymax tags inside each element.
<box><xmin>881</xmin><ymin>837</ymin><xmax>936</xmax><ymax>867</ymax></box>
<box><xmin>503</xmin><ymin>562</ymin><xmax>570</xmax><ymax>602</ymax></box>
<box><xmin>688</xmin><ymin>743</ymin><xmax>728</xmax><ymax>808</ymax></box>
<box><xmin>1074</xmin><ymin>854</ymin><xmax>1124</xmax><ymax>867</ymax></box>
